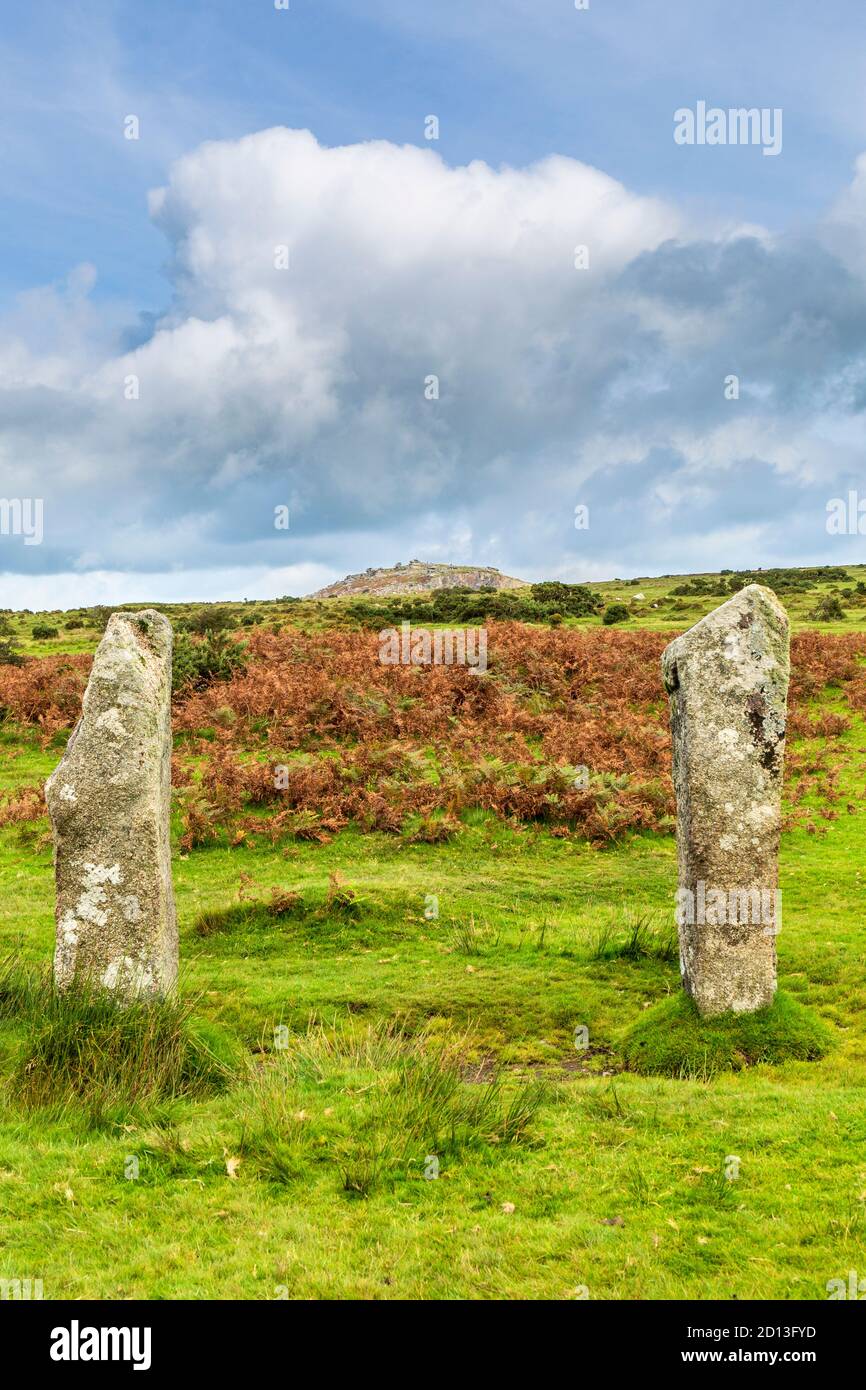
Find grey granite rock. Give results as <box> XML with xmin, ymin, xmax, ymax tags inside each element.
<box><xmin>662</xmin><ymin>585</ymin><xmax>789</xmax><ymax>1015</ymax></box>
<box><xmin>46</xmin><ymin>610</ymin><xmax>177</xmax><ymax>998</ymax></box>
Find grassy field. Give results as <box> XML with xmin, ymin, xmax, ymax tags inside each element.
<box><xmin>1</xmin><ymin>570</ymin><xmax>865</xmax><ymax>1300</ymax></box>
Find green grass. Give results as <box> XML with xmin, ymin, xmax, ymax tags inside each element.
<box><xmin>5</xmin><ymin>971</ymin><xmax>235</xmax><ymax>1126</ymax></box>
<box><xmin>2</xmin><ymin>573</ymin><xmax>866</xmax><ymax>1298</ymax></box>
<box><xmin>235</xmin><ymin>1018</ymin><xmax>546</xmax><ymax>1196</ymax></box>
<box><xmin>2</xmin><ymin>773</ymin><xmax>865</xmax><ymax>1297</ymax></box>
<box><xmin>621</xmin><ymin>991</ymin><xmax>835</xmax><ymax>1077</ymax></box>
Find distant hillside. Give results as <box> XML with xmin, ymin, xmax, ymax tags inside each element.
<box><xmin>310</xmin><ymin>560</ymin><xmax>528</xmax><ymax>599</ymax></box>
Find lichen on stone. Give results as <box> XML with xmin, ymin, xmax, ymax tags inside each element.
<box><xmin>661</xmin><ymin>584</ymin><xmax>790</xmax><ymax>1017</ymax></box>
<box><xmin>45</xmin><ymin>610</ymin><xmax>178</xmax><ymax>1001</ymax></box>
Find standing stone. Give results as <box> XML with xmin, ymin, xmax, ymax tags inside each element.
<box><xmin>46</xmin><ymin>610</ymin><xmax>177</xmax><ymax>998</ymax></box>
<box><xmin>661</xmin><ymin>585</ymin><xmax>789</xmax><ymax>1016</ymax></box>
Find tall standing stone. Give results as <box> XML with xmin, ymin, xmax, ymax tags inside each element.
<box><xmin>661</xmin><ymin>584</ymin><xmax>789</xmax><ymax>1016</ymax></box>
<box><xmin>46</xmin><ymin>610</ymin><xmax>177</xmax><ymax>998</ymax></box>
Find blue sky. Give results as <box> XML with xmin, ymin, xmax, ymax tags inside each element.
<box><xmin>2</xmin><ymin>0</ymin><xmax>866</xmax><ymax>603</ymax></box>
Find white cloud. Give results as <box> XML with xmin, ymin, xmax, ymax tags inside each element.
<box><xmin>0</xmin><ymin>563</ymin><xmax>335</xmax><ymax>612</ymax></box>
<box><xmin>3</xmin><ymin>126</ymin><xmax>866</xmax><ymax>604</ymax></box>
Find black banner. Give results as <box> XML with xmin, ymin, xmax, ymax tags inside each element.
<box><xmin>3</xmin><ymin>1299</ymin><xmax>861</xmax><ymax>1374</ymax></box>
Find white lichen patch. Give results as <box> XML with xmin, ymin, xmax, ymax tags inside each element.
<box><xmin>121</xmin><ymin>894</ymin><xmax>143</xmax><ymax>923</ymax></box>
<box><xmin>56</xmin><ymin>910</ymin><xmax>79</xmax><ymax>951</ymax></box>
<box><xmin>58</xmin><ymin>784</ymin><xmax>77</xmax><ymax>803</ymax></box>
<box><xmin>101</xmin><ymin>955</ymin><xmax>155</xmax><ymax>994</ymax></box>
<box><xmin>715</xmin><ymin>727</ymin><xmax>747</xmax><ymax>761</ymax></box>
<box><xmin>53</xmin><ymin>910</ymin><xmax>80</xmax><ymax>987</ymax></box>
<box><xmin>82</xmin><ymin>862</ymin><xmax>122</xmax><ymax>886</ymax></box>
<box><xmin>94</xmin><ymin>707</ymin><xmax>126</xmax><ymax>737</ymax></box>
<box><xmin>70</xmin><ymin>862</ymin><xmax>123</xmax><ymax>927</ymax></box>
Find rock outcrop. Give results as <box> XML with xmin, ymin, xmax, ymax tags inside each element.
<box><xmin>310</xmin><ymin>560</ymin><xmax>527</xmax><ymax>599</ymax></box>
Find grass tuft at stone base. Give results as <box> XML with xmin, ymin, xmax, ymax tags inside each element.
<box><xmin>621</xmin><ymin>990</ymin><xmax>834</xmax><ymax>1077</ymax></box>
<box><xmin>8</xmin><ymin>970</ymin><xmax>237</xmax><ymax>1123</ymax></box>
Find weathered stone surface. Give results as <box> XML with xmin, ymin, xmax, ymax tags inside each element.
<box><xmin>46</xmin><ymin>610</ymin><xmax>177</xmax><ymax>998</ymax></box>
<box><xmin>661</xmin><ymin>584</ymin><xmax>789</xmax><ymax>1016</ymax></box>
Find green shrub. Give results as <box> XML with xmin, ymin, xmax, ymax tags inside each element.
<box><xmin>172</xmin><ymin>630</ymin><xmax>248</xmax><ymax>693</ymax></box>
<box><xmin>529</xmin><ymin>582</ymin><xmax>602</xmax><ymax>617</ymax></box>
<box><xmin>89</xmin><ymin>606</ymin><xmax>114</xmax><ymax>633</ymax></box>
<box><xmin>808</xmin><ymin>595</ymin><xmax>846</xmax><ymax>622</ymax></box>
<box><xmin>186</xmin><ymin>606</ymin><xmax>235</xmax><ymax>635</ymax></box>
<box><xmin>345</xmin><ymin>582</ymin><xmax>602</xmax><ymax>629</ymax></box>
<box><xmin>602</xmin><ymin>604</ymin><xmax>629</xmax><ymax>626</ymax></box>
<box><xmin>0</xmin><ymin>640</ymin><xmax>24</xmax><ymax>666</ymax></box>
<box><xmin>31</xmin><ymin>624</ymin><xmax>59</xmax><ymax>640</ymax></box>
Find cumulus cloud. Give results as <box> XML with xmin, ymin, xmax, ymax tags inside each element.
<box><xmin>2</xmin><ymin>127</ymin><xmax>866</xmax><ymax>604</ymax></box>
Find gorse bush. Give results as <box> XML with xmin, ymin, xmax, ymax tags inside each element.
<box><xmin>184</xmin><ymin>606</ymin><xmax>236</xmax><ymax>635</ymax></box>
<box><xmin>172</xmin><ymin>629</ymin><xmax>248</xmax><ymax>693</ymax></box>
<box><xmin>602</xmin><ymin>604</ymin><xmax>629</xmax><ymax>625</ymax></box>
<box><xmin>809</xmin><ymin>595</ymin><xmax>846</xmax><ymax>622</ymax></box>
<box><xmin>672</xmin><ymin>567</ymin><xmax>848</xmax><ymax>599</ymax></box>
<box><xmin>343</xmin><ymin>582</ymin><xmax>602</xmax><ymax>628</ymax></box>
<box><xmin>0</xmin><ymin>640</ymin><xmax>24</xmax><ymax>667</ymax></box>
<box><xmin>529</xmin><ymin>582</ymin><xmax>603</xmax><ymax>617</ymax></box>
<box><xmin>88</xmin><ymin>606</ymin><xmax>114</xmax><ymax>633</ymax></box>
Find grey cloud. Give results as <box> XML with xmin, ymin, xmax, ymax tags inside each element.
<box><xmin>3</xmin><ymin>130</ymin><xmax>866</xmax><ymax>599</ymax></box>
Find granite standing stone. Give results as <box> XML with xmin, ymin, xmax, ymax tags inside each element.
<box><xmin>46</xmin><ymin>610</ymin><xmax>177</xmax><ymax>998</ymax></box>
<box><xmin>661</xmin><ymin>584</ymin><xmax>789</xmax><ymax>1016</ymax></box>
